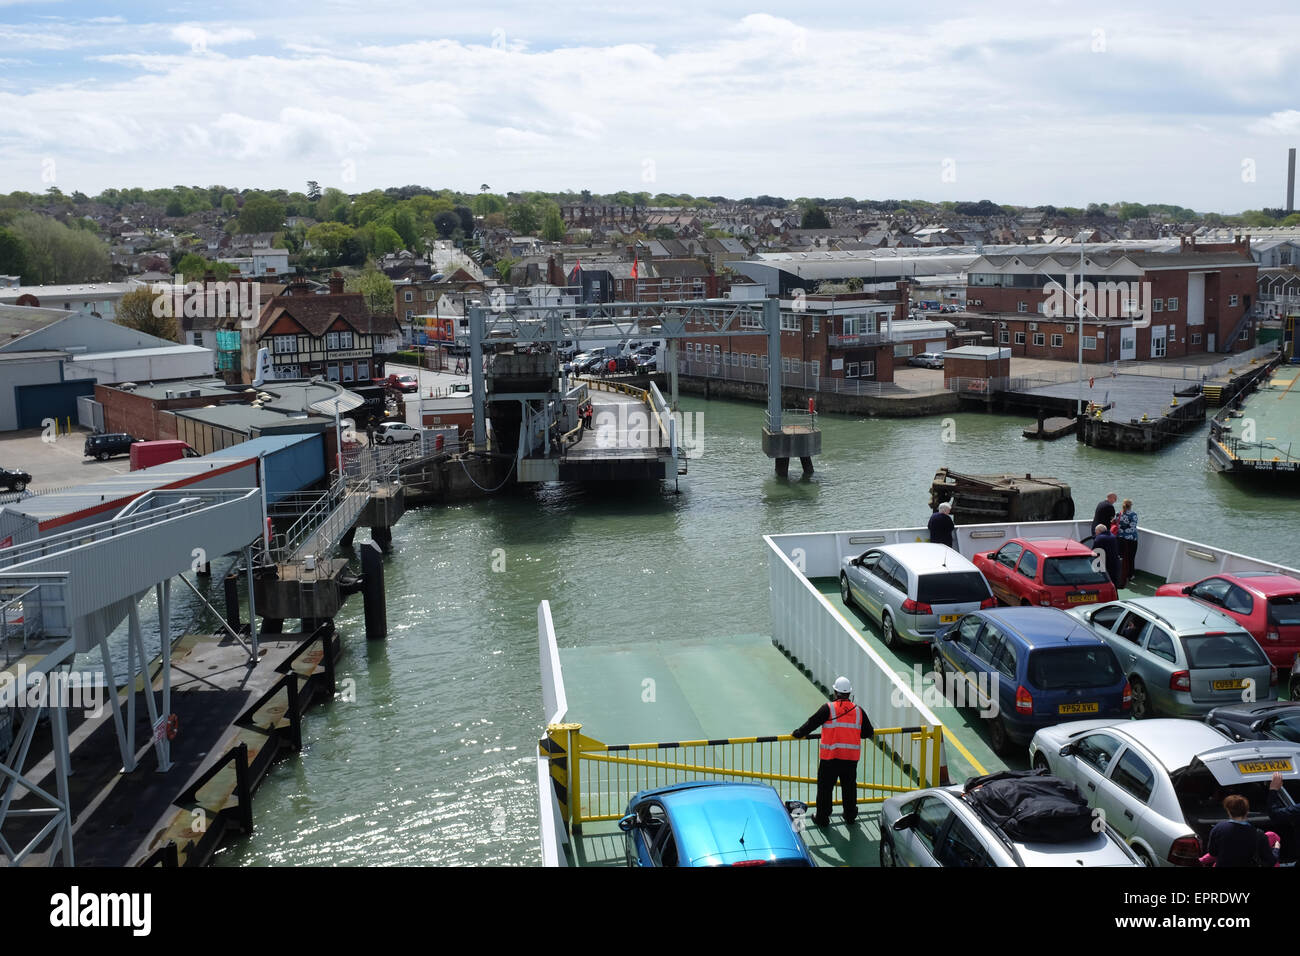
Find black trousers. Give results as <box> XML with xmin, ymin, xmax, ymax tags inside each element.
<box><xmin>815</xmin><ymin>758</ymin><xmax>859</xmax><ymax>823</ymax></box>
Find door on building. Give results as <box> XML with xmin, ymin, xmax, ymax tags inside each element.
<box><xmin>1150</xmin><ymin>325</ymin><xmax>1167</xmax><ymax>359</ymax></box>
<box><xmin>1207</xmin><ymin>332</ymin><xmax>1216</xmax><ymax>352</ymax></box>
<box><xmin>14</xmin><ymin>380</ymin><xmax>97</xmax><ymax>430</ymax></box>
<box><xmin>1120</xmin><ymin>330</ymin><xmax>1137</xmax><ymax>361</ymax></box>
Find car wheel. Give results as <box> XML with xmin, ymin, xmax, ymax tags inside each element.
<box><xmin>988</xmin><ymin>715</ymin><xmax>1012</xmax><ymax>756</ymax></box>
<box><xmin>1032</xmin><ymin>752</ymin><xmax>1050</xmax><ymax>772</ymax></box>
<box><xmin>1129</xmin><ymin>677</ymin><xmax>1150</xmax><ymax>719</ymax></box>
<box><xmin>879</xmin><ymin>834</ymin><xmax>899</xmax><ymax>867</ymax></box>
<box><xmin>881</xmin><ymin>611</ymin><xmax>897</xmax><ymax>649</ymax></box>
<box><xmin>97</xmin><ymin>451</ymin><xmax>109</xmax><ymax>461</ymax></box>
<box><xmin>1132</xmin><ymin>845</ymin><xmax>1156</xmax><ymax>867</ymax></box>
<box><xmin>13</xmin><ymin>480</ymin><xmax>25</xmax><ymax>492</ymax></box>
<box><xmin>385</xmin><ymin>435</ymin><xmax>395</xmax><ymax>445</ymax></box>
<box><xmin>840</xmin><ymin>573</ymin><xmax>854</xmax><ymax>609</ymax></box>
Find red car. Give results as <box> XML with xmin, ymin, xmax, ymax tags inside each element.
<box><xmin>973</xmin><ymin>538</ymin><xmax>1118</xmax><ymax>610</ymax></box>
<box><xmin>1155</xmin><ymin>572</ymin><xmax>1300</xmax><ymax>669</ymax></box>
<box><xmin>384</xmin><ymin>373</ymin><xmax>419</xmax><ymax>393</ymax></box>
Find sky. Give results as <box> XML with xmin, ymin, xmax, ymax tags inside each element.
<box><xmin>1</xmin><ymin>1</ymin><xmax>1298</xmax><ymax>212</ymax></box>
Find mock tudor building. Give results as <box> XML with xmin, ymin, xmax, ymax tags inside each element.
<box><xmin>960</xmin><ymin>238</ymin><xmax>1259</xmax><ymax>362</ymax></box>
<box><xmin>245</xmin><ymin>273</ymin><xmax>401</xmax><ymax>384</ymax></box>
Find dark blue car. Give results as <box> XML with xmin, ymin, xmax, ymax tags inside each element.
<box><xmin>933</xmin><ymin>607</ymin><xmax>1131</xmax><ymax>755</ymax></box>
<box><xmin>618</xmin><ymin>781</ymin><xmax>815</xmax><ymax>867</ymax></box>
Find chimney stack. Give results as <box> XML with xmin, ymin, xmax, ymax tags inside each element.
<box><xmin>329</xmin><ymin>271</ymin><xmax>344</xmax><ymax>295</ymax></box>
<box><xmin>1288</xmin><ymin>147</ymin><xmax>1296</xmax><ymax>214</ymax></box>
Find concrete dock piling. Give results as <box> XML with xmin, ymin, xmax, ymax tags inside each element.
<box><xmin>361</xmin><ymin>540</ymin><xmax>387</xmax><ymax>641</ymax></box>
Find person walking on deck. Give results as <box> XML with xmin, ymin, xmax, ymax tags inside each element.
<box><xmin>792</xmin><ymin>677</ymin><xmax>874</xmax><ymax>827</ymax></box>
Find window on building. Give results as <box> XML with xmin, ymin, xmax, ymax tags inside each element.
<box><xmin>1153</xmin><ymin>337</ymin><xmax>1167</xmax><ymax>358</ymax></box>
<box><xmin>1017</xmin><ymin>302</ymin><xmax>1028</xmax><ymax>313</ymax></box>
<box><xmin>846</xmin><ymin>362</ymin><xmax>859</xmax><ymax>378</ymax></box>
<box><xmin>1082</xmin><ymin>336</ymin><xmax>1097</xmax><ymax>350</ymax></box>
<box><xmin>1153</xmin><ymin>298</ymin><xmax>1163</xmax><ymax>311</ymax></box>
<box><xmin>1167</xmin><ymin>297</ymin><xmax>1178</xmax><ymax>311</ymax></box>
<box><xmin>404</xmin><ymin>290</ymin><xmax>414</xmax><ymax>302</ymax></box>
<box><xmin>1190</xmin><ymin>332</ymin><xmax>1201</xmax><ymax>345</ymax></box>
<box><xmin>326</xmin><ymin>364</ymin><xmax>340</xmax><ymax>382</ymax></box>
<box><xmin>761</xmin><ymin>355</ymin><xmax>768</xmax><ymax>369</ymax></box>
<box><xmin>790</xmin><ymin>359</ymin><xmax>801</xmax><ymax>374</ymax></box>
<box><xmin>812</xmin><ymin>316</ymin><xmax>820</xmax><ymax>333</ymax></box>
<box><xmin>274</xmin><ymin>334</ymin><xmax>297</xmax><ymax>354</ymax></box>
<box><xmin>405</xmin><ymin>310</ymin><xmax>414</xmax><ymax>320</ymax></box>
<box><xmin>1228</xmin><ymin>294</ymin><xmax>1239</xmax><ymax>307</ymax></box>
<box><xmin>1015</xmin><ymin>331</ymin><xmax>1026</xmax><ymax>345</ymax></box>
<box><xmin>341</xmin><ymin>363</ymin><xmax>354</xmax><ymax>382</ymax></box>
<box><xmin>1239</xmin><ymin>327</ymin><xmax>1250</xmax><ymax>341</ymax></box>
<box><xmin>894</xmin><ymin>344</ymin><xmax>914</xmax><ymax>357</ymax></box>
<box><xmin>781</xmin><ymin>313</ymin><xmax>801</xmax><ymax>332</ymax></box>
<box><xmin>809</xmin><ymin>360</ymin><xmax>820</xmax><ymax>377</ymax></box>
<box><xmin>999</xmin><ymin>330</ymin><xmax>1010</xmax><ymax>344</ymax></box>
<box><xmin>740</xmin><ymin>314</ymin><xmax>762</xmax><ymax>330</ymax></box>
<box><xmin>781</xmin><ymin>357</ymin><xmax>791</xmax><ymax>372</ymax></box>
<box><xmin>425</xmin><ymin>290</ymin><xmax>435</xmax><ymax>301</ymax></box>
<box><xmin>860</xmin><ymin>361</ymin><xmax>875</xmax><ymax>378</ymax></box>
<box><xmin>358</xmin><ymin>360</ymin><xmax>370</xmax><ymax>379</ymax></box>
<box><xmin>1033</xmin><ymin>333</ymin><xmax>1045</xmax><ymax>347</ymax></box>
<box><xmin>1036</xmin><ymin>303</ymin><xmax>1045</xmax><ymax>314</ymax></box>
<box><xmin>1051</xmin><ymin>334</ymin><xmax>1064</xmax><ymax>348</ymax></box>
<box><xmin>731</xmin><ymin>352</ymin><xmax>740</xmax><ymax>366</ymax></box>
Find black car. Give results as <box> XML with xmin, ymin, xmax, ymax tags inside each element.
<box><xmin>0</xmin><ymin>467</ymin><xmax>31</xmax><ymax>492</ymax></box>
<box><xmin>1205</xmin><ymin>701</ymin><xmax>1300</xmax><ymax>744</ymax></box>
<box><xmin>84</xmin><ymin>432</ymin><xmax>139</xmax><ymax>461</ymax></box>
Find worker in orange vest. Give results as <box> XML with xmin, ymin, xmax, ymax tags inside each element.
<box><xmin>792</xmin><ymin>676</ymin><xmax>874</xmax><ymax>827</ymax></box>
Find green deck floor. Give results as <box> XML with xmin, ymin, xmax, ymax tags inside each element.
<box><xmin>1233</xmin><ymin>370</ymin><xmax>1300</xmax><ymax>463</ymax></box>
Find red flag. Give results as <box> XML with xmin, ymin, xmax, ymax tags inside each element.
<box><xmin>570</xmin><ymin>259</ymin><xmax>582</xmax><ymax>281</ymax></box>
<box><xmin>631</xmin><ymin>258</ymin><xmax>639</xmax><ymax>279</ymax></box>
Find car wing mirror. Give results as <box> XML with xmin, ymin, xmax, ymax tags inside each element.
<box><xmin>1058</xmin><ymin>743</ymin><xmax>1077</xmax><ymax>758</ymax></box>
<box><xmin>891</xmin><ymin>812</ymin><xmax>918</xmax><ymax>832</ymax></box>
<box><xmin>617</xmin><ymin>813</ymin><xmax>639</xmax><ymax>833</ymax></box>
<box><xmin>1182</xmin><ymin>585</ymin><xmax>1193</xmax><ymax>595</ymax></box>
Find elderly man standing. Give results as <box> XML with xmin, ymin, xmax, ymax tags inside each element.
<box><xmin>928</xmin><ymin>501</ymin><xmax>958</xmax><ymax>552</ymax></box>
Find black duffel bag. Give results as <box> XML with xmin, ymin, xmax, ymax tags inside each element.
<box><xmin>963</xmin><ymin>768</ymin><xmax>1096</xmax><ymax>843</ymax></box>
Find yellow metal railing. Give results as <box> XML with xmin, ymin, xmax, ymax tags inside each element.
<box><xmin>541</xmin><ymin>723</ymin><xmax>944</xmax><ymax>832</ymax></box>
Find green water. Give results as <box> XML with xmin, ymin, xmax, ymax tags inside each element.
<box><xmin>213</xmin><ymin>396</ymin><xmax>1300</xmax><ymax>866</ymax></box>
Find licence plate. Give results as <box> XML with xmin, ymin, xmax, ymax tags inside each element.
<box><xmin>1067</xmin><ymin>594</ymin><xmax>1098</xmax><ymax>604</ymax></box>
<box><xmin>1058</xmin><ymin>702</ymin><xmax>1099</xmax><ymax>714</ymax></box>
<box><xmin>1212</xmin><ymin>679</ymin><xmax>1247</xmax><ymax>690</ymax></box>
<box><xmin>1234</xmin><ymin>759</ymin><xmax>1294</xmax><ymax>774</ymax></box>
<box><xmin>939</xmin><ymin>614</ymin><xmax>958</xmax><ymax>623</ymax></box>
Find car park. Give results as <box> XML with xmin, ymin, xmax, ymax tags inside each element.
<box><xmin>1155</xmin><ymin>572</ymin><xmax>1300</xmax><ymax>668</ymax></box>
<box><xmin>83</xmin><ymin>432</ymin><xmax>140</xmax><ymax>461</ymax></box>
<box><xmin>840</xmin><ymin>543</ymin><xmax>994</xmax><ymax>649</ymax></box>
<box><xmin>618</xmin><ymin>781</ymin><xmax>814</xmax><ymax>867</ymax></box>
<box><xmin>973</xmin><ymin>538</ymin><xmax>1117</xmax><ymax>609</ymax></box>
<box><xmin>1205</xmin><ymin>701</ymin><xmax>1300</xmax><ymax>744</ymax></box>
<box><xmin>908</xmin><ymin>352</ymin><xmax>945</xmax><ymax>369</ymax></box>
<box><xmin>1067</xmin><ymin>597</ymin><xmax>1276</xmax><ymax>718</ymax></box>
<box><xmin>378</xmin><ymin>422</ymin><xmax>421</xmax><ymax>444</ymax></box>
<box><xmin>879</xmin><ymin>775</ymin><xmax>1141</xmax><ymax>867</ymax></box>
<box><xmin>1029</xmin><ymin>718</ymin><xmax>1300</xmax><ymax>866</ymax></box>
<box><xmin>0</xmin><ymin>466</ymin><xmax>32</xmax><ymax>493</ymax></box>
<box><xmin>932</xmin><ymin>607</ymin><xmax>1131</xmax><ymax>754</ymax></box>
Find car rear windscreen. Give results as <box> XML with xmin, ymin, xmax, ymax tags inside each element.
<box><xmin>1268</xmin><ymin>595</ymin><xmax>1300</xmax><ymax>627</ymax></box>
<box><xmin>1182</xmin><ymin>632</ymin><xmax>1268</xmax><ymax>669</ymax></box>
<box><xmin>1027</xmin><ymin>646</ymin><xmax>1122</xmax><ymax>689</ymax></box>
<box><xmin>916</xmin><ymin>572</ymin><xmax>990</xmax><ymax>605</ymax></box>
<box><xmin>1042</xmin><ymin>556</ymin><xmax>1110</xmax><ymax>586</ymax></box>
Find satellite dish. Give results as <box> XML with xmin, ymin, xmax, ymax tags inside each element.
<box><xmin>430</xmin><ymin>273</ymin><xmax>445</xmax><ymax>282</ymax></box>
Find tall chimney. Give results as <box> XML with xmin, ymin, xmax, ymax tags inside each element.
<box><xmin>1288</xmin><ymin>147</ymin><xmax>1296</xmax><ymax>214</ymax></box>
<box><xmin>329</xmin><ymin>271</ymin><xmax>344</xmax><ymax>295</ymax></box>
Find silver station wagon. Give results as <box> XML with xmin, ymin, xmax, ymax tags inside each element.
<box><xmin>1067</xmin><ymin>597</ymin><xmax>1276</xmax><ymax>718</ymax></box>
<box><xmin>840</xmin><ymin>543</ymin><xmax>994</xmax><ymax>649</ymax></box>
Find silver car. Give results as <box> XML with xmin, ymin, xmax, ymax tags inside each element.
<box><xmin>1067</xmin><ymin>597</ymin><xmax>1276</xmax><ymax>718</ymax></box>
<box><xmin>1030</xmin><ymin>718</ymin><xmax>1300</xmax><ymax>866</ymax></box>
<box><xmin>840</xmin><ymin>543</ymin><xmax>993</xmax><ymax>648</ymax></box>
<box><xmin>879</xmin><ymin>783</ymin><xmax>1141</xmax><ymax>867</ymax></box>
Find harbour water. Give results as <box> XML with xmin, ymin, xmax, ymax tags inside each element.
<box><xmin>207</xmin><ymin>395</ymin><xmax>1299</xmax><ymax>866</ymax></box>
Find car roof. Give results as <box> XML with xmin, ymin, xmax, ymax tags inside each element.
<box><xmin>1220</xmin><ymin>572</ymin><xmax>1300</xmax><ymax>596</ymax></box>
<box><xmin>979</xmin><ymin>607</ymin><xmax>1107</xmax><ymax>649</ymax></box>
<box><xmin>1065</xmin><ymin>718</ymin><xmax>1230</xmax><ymax>771</ymax></box>
<box><xmin>637</xmin><ymin>782</ymin><xmax>806</xmax><ymax>864</ymax></box>
<box><xmin>1004</xmin><ymin>538</ymin><xmax>1094</xmax><ymax>557</ymax></box>
<box><xmin>1120</xmin><ymin>597</ymin><xmax>1247</xmax><ymax>632</ymax></box>
<box><xmin>878</xmin><ymin>543</ymin><xmax>980</xmax><ymax>573</ymax></box>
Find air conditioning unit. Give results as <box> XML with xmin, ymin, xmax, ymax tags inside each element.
<box><xmin>1066</xmin><ymin>324</ymin><xmax>1075</xmax><ymax>333</ymax></box>
<box><xmin>1029</xmin><ymin>322</ymin><xmax>1039</xmax><ymax>331</ymax></box>
<box><xmin>999</xmin><ymin>321</ymin><xmax>1008</xmax><ymax>329</ymax></box>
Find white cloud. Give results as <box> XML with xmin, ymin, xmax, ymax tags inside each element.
<box><xmin>170</xmin><ymin>25</ymin><xmax>256</xmax><ymax>51</ymax></box>
<box><xmin>1248</xmin><ymin>110</ymin><xmax>1300</xmax><ymax>136</ymax></box>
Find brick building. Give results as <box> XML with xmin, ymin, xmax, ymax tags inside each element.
<box><xmin>961</xmin><ymin>238</ymin><xmax>1259</xmax><ymax>361</ymax></box>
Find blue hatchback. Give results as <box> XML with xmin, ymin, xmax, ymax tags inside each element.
<box><xmin>618</xmin><ymin>781</ymin><xmax>816</xmax><ymax>867</ymax></box>
<box><xmin>933</xmin><ymin>607</ymin><xmax>1131</xmax><ymax>756</ymax></box>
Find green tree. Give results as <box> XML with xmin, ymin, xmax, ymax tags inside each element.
<box><xmin>801</xmin><ymin>205</ymin><xmax>830</xmax><ymax>229</ymax></box>
<box><xmin>651</xmin><ymin>225</ymin><xmax>675</xmax><ymax>241</ymax></box>
<box><xmin>370</xmin><ymin>224</ymin><xmax>404</xmax><ymax>255</ymax></box>
<box><xmin>7</xmin><ymin>212</ymin><xmax>109</xmax><ymax>283</ymax></box>
<box><xmin>472</xmin><ymin>193</ymin><xmax>505</xmax><ymax>216</ymax></box>
<box><xmin>0</xmin><ymin>227</ymin><xmax>30</xmax><ymax>280</ymax></box>
<box><xmin>238</xmin><ymin>194</ymin><xmax>286</xmax><ymax>233</ymax></box>
<box><xmin>495</xmin><ymin>256</ymin><xmax>518</xmax><ymax>282</ymax></box>
<box><xmin>306</xmin><ymin>222</ymin><xmax>356</xmax><ymax>262</ymax></box>
<box><xmin>453</xmin><ymin>205</ymin><xmax>474</xmax><ymax>235</ymax></box>
<box><xmin>541</xmin><ymin>205</ymin><xmax>566</xmax><ymax>241</ymax></box>
<box><xmin>345</xmin><ymin>267</ymin><xmax>395</xmax><ymax>315</ymax></box>
<box><xmin>505</xmin><ymin>202</ymin><xmax>539</xmax><ymax>235</ymax></box>
<box><xmin>220</xmin><ymin>193</ymin><xmax>238</xmax><ymax>214</ymax></box>
<box><xmin>306</xmin><ymin>180</ymin><xmax>321</xmax><ymax>201</ymax></box>
<box><xmin>115</xmin><ymin>286</ymin><xmax>178</xmax><ymax>342</ymax></box>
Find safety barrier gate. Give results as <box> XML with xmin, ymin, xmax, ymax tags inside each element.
<box><xmin>541</xmin><ymin>723</ymin><xmax>944</xmax><ymax>832</ymax></box>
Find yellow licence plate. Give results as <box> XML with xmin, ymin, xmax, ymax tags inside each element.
<box><xmin>1067</xmin><ymin>594</ymin><xmax>1098</xmax><ymax>604</ymax></box>
<box><xmin>939</xmin><ymin>614</ymin><xmax>958</xmax><ymax>623</ymax></box>
<box><xmin>1059</xmin><ymin>702</ymin><xmax>1100</xmax><ymax>714</ymax></box>
<box><xmin>1235</xmin><ymin>759</ymin><xmax>1294</xmax><ymax>774</ymax></box>
<box><xmin>1213</xmin><ymin>679</ymin><xmax>1247</xmax><ymax>690</ymax></box>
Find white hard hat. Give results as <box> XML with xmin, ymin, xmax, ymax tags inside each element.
<box><xmin>833</xmin><ymin>676</ymin><xmax>852</xmax><ymax>694</ymax></box>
